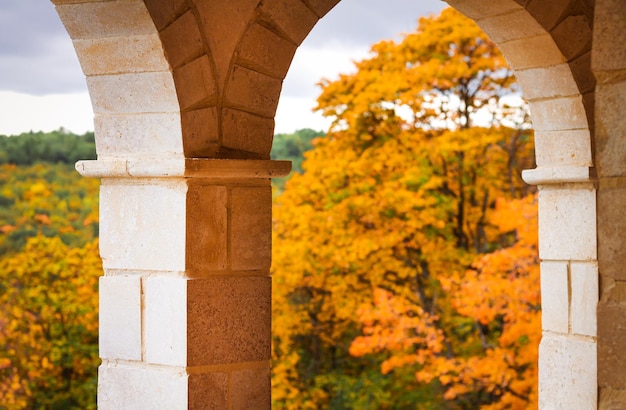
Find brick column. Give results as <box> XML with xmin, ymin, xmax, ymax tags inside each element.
<box><xmin>76</xmin><ymin>158</ymin><xmax>290</xmax><ymax>409</ymax></box>
<box><xmin>523</xmin><ymin>167</ymin><xmax>598</xmax><ymax>409</ymax></box>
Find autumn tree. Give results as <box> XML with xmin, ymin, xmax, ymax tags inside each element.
<box><xmin>0</xmin><ymin>237</ymin><xmax>101</xmax><ymax>409</ymax></box>
<box><xmin>272</xmin><ymin>8</ymin><xmax>537</xmax><ymax>409</ymax></box>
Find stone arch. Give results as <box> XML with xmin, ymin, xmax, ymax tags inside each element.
<box><xmin>49</xmin><ymin>0</ymin><xmax>626</xmax><ymax>408</ymax></box>
<box><xmin>54</xmin><ymin>0</ymin><xmax>183</xmax><ymax>159</ymax></box>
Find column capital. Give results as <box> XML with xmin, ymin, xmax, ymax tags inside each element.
<box><xmin>75</xmin><ymin>158</ymin><xmax>292</xmax><ymax>179</ymax></box>
<box><xmin>522</xmin><ymin>166</ymin><xmax>597</xmax><ymax>186</ymax></box>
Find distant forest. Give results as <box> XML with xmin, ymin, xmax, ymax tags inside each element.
<box><xmin>0</xmin><ymin>128</ymin><xmax>322</xmax><ymax>171</ymax></box>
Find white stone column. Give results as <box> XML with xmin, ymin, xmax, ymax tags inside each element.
<box><xmin>77</xmin><ymin>158</ymin><xmax>290</xmax><ymax>409</ymax></box>
<box><xmin>523</xmin><ymin>166</ymin><xmax>598</xmax><ymax>409</ymax></box>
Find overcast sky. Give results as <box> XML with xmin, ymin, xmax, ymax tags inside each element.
<box><xmin>0</xmin><ymin>0</ymin><xmax>445</xmax><ymax>136</ymax></box>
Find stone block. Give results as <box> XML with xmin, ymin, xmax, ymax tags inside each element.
<box><xmin>99</xmin><ymin>275</ymin><xmax>142</xmax><ymax>360</ymax></box>
<box><xmin>237</xmin><ymin>23</ymin><xmax>297</xmax><ymax>79</ymax></box>
<box><xmin>526</xmin><ymin>0</ymin><xmax>573</xmax><ymax>31</ymax></box>
<box><xmin>258</xmin><ymin>0</ymin><xmax>319</xmax><ymax>45</ymax></box>
<box><xmin>221</xmin><ymin>108</ymin><xmax>275</xmax><ymax>158</ymax></box>
<box><xmin>551</xmin><ymin>14</ymin><xmax>592</xmax><ymax>60</ymax></box>
<box><xmin>194</xmin><ymin>0</ymin><xmax>259</xmax><ymax>85</ymax></box>
<box><xmin>231</xmin><ymin>366</ymin><xmax>272</xmax><ymax>410</ymax></box>
<box><xmin>597</xmin><ymin>186</ymin><xmax>626</xmax><ymax>281</ymax></box>
<box><xmin>55</xmin><ymin>0</ymin><xmax>156</xmax><ymax>40</ymax></box>
<box><xmin>99</xmin><ymin>179</ymin><xmax>187</xmax><ymax>271</ymax></box>
<box><xmin>186</xmin><ymin>185</ymin><xmax>228</xmax><ymax>274</ymax></box>
<box><xmin>598</xmin><ymin>301</ymin><xmax>626</xmax><ymax>388</ymax></box>
<box><xmin>224</xmin><ymin>65</ymin><xmax>283</xmax><ymax>118</ymax></box>
<box><xmin>538</xmin><ymin>334</ymin><xmax>597</xmax><ymax>409</ymax></box>
<box><xmin>187</xmin><ymin>276</ymin><xmax>271</xmax><ymax>366</ymax></box>
<box><xmin>595</xmin><ymin>79</ymin><xmax>626</xmax><ymax>178</ymax></box>
<box><xmin>305</xmin><ymin>0</ymin><xmax>340</xmax><ymax>17</ymax></box>
<box><xmin>181</xmin><ymin>107</ymin><xmax>220</xmax><ymax>158</ymax></box>
<box><xmin>570</xmin><ymin>261</ymin><xmax>598</xmax><ymax>336</ymax></box>
<box><xmin>538</xmin><ymin>184</ymin><xmax>596</xmax><ymax>261</ymax></box>
<box><xmin>231</xmin><ymin>187</ymin><xmax>272</xmax><ymax>271</ymax></box>
<box><xmin>534</xmin><ymin>129</ymin><xmax>592</xmax><ymax>167</ymax></box>
<box><xmin>87</xmin><ymin>71</ymin><xmax>179</xmax><ymax>114</ymax></box>
<box><xmin>498</xmin><ymin>33</ymin><xmax>565</xmax><ymax>70</ymax></box>
<box><xmin>94</xmin><ymin>112</ymin><xmax>183</xmax><ymax>158</ymax></box>
<box><xmin>188</xmin><ymin>372</ymin><xmax>229</xmax><ymax>410</ymax></box>
<box><xmin>568</xmin><ymin>51</ymin><xmax>595</xmax><ymax>95</ymax></box>
<box><xmin>477</xmin><ymin>9</ymin><xmax>544</xmax><ymax>44</ymax></box>
<box><xmin>160</xmin><ymin>10</ymin><xmax>205</xmax><ymax>69</ymax></box>
<box><xmin>540</xmin><ymin>261</ymin><xmax>569</xmax><ymax>334</ymax></box>
<box><xmin>445</xmin><ymin>0</ymin><xmax>522</xmax><ymax>20</ymax></box>
<box><xmin>599</xmin><ymin>387</ymin><xmax>626</xmax><ymax>410</ymax></box>
<box><xmin>173</xmin><ymin>56</ymin><xmax>217</xmax><ymax>110</ymax></box>
<box><xmin>73</xmin><ymin>34</ymin><xmax>169</xmax><ymax>76</ymax></box>
<box><xmin>514</xmin><ymin>63</ymin><xmax>579</xmax><ymax>101</ymax></box>
<box><xmin>529</xmin><ymin>95</ymin><xmax>589</xmax><ymax>132</ymax></box>
<box><xmin>592</xmin><ymin>0</ymin><xmax>626</xmax><ymax>76</ymax></box>
<box><xmin>98</xmin><ymin>363</ymin><xmax>187</xmax><ymax>409</ymax></box>
<box><xmin>142</xmin><ymin>0</ymin><xmax>188</xmax><ymax>31</ymax></box>
<box><xmin>144</xmin><ymin>276</ymin><xmax>187</xmax><ymax>366</ymax></box>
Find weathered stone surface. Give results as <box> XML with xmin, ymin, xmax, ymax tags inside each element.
<box><xmin>258</xmin><ymin>0</ymin><xmax>319</xmax><ymax>45</ymax></box>
<box><xmin>538</xmin><ymin>184</ymin><xmax>596</xmax><ymax>261</ymax></box>
<box><xmin>144</xmin><ymin>276</ymin><xmax>187</xmax><ymax>366</ymax></box>
<box><xmin>94</xmin><ymin>112</ymin><xmax>183</xmax><ymax>158</ymax></box>
<box><xmin>533</xmin><ymin>129</ymin><xmax>592</xmax><ymax>167</ymax></box>
<box><xmin>188</xmin><ymin>372</ymin><xmax>229</xmax><ymax>410</ymax></box>
<box><xmin>539</xmin><ymin>333</ymin><xmax>597</xmax><ymax>409</ymax></box>
<box><xmin>181</xmin><ymin>107</ymin><xmax>220</xmax><ymax>158</ymax></box>
<box><xmin>98</xmin><ymin>363</ymin><xmax>188</xmax><ymax>409</ymax></box>
<box><xmin>237</xmin><ymin>23</ymin><xmax>297</xmax><ymax>79</ymax></box>
<box><xmin>73</xmin><ymin>33</ymin><xmax>169</xmax><ymax>76</ymax></box>
<box><xmin>515</xmin><ymin>63</ymin><xmax>579</xmax><ymax>101</ymax></box>
<box><xmin>173</xmin><ymin>56</ymin><xmax>217</xmax><ymax>110</ymax></box>
<box><xmin>231</xmin><ymin>366</ymin><xmax>272</xmax><ymax>410</ymax></box>
<box><xmin>445</xmin><ymin>0</ymin><xmax>522</xmax><ymax>20</ymax></box>
<box><xmin>87</xmin><ymin>72</ymin><xmax>179</xmax><ymax>114</ymax></box>
<box><xmin>477</xmin><ymin>8</ymin><xmax>544</xmax><ymax>43</ymax></box>
<box><xmin>224</xmin><ymin>65</ymin><xmax>283</xmax><ymax>118</ymax></box>
<box><xmin>595</xmin><ymin>80</ymin><xmax>626</xmax><ymax>178</ymax></box>
<box><xmin>160</xmin><ymin>10</ymin><xmax>205</xmax><ymax>69</ymax></box>
<box><xmin>187</xmin><ymin>276</ymin><xmax>271</xmax><ymax>365</ymax></box>
<box><xmin>186</xmin><ymin>185</ymin><xmax>228</xmax><ymax>273</ymax></box>
<box><xmin>570</xmin><ymin>261</ymin><xmax>598</xmax><ymax>336</ymax></box>
<box><xmin>498</xmin><ymin>33</ymin><xmax>565</xmax><ymax>69</ymax></box>
<box><xmin>597</xmin><ymin>185</ymin><xmax>626</xmax><ymax>281</ymax></box>
<box><xmin>221</xmin><ymin>108</ymin><xmax>275</xmax><ymax>158</ymax></box>
<box><xmin>55</xmin><ymin>0</ymin><xmax>156</xmax><ymax>39</ymax></box>
<box><xmin>540</xmin><ymin>261</ymin><xmax>569</xmax><ymax>334</ymax></box>
<box><xmin>598</xmin><ymin>302</ymin><xmax>626</xmax><ymax>388</ymax></box>
<box><xmin>529</xmin><ymin>95</ymin><xmax>589</xmax><ymax>132</ymax></box>
<box><xmin>99</xmin><ymin>179</ymin><xmax>187</xmax><ymax>271</ymax></box>
<box><xmin>231</xmin><ymin>187</ymin><xmax>272</xmax><ymax>271</ymax></box>
<box><xmin>99</xmin><ymin>276</ymin><xmax>142</xmax><ymax>360</ymax></box>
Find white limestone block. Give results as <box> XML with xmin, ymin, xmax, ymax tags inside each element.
<box><xmin>144</xmin><ymin>276</ymin><xmax>188</xmax><ymax>366</ymax></box>
<box><xmin>571</xmin><ymin>261</ymin><xmax>599</xmax><ymax>337</ymax></box>
<box><xmin>539</xmin><ymin>334</ymin><xmax>597</xmax><ymax>409</ymax></box>
<box><xmin>540</xmin><ymin>261</ymin><xmax>570</xmax><ymax>334</ymax></box>
<box><xmin>99</xmin><ymin>275</ymin><xmax>142</xmax><ymax>360</ymax></box>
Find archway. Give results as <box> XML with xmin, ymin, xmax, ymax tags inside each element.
<box><xmin>48</xmin><ymin>0</ymin><xmax>625</xmax><ymax>407</ymax></box>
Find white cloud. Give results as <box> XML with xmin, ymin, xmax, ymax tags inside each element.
<box><xmin>0</xmin><ymin>91</ymin><xmax>93</xmax><ymax>136</ymax></box>
<box><xmin>0</xmin><ymin>0</ymin><xmax>446</xmax><ymax>135</ymax></box>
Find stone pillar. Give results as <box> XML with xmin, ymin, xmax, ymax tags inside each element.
<box><xmin>593</xmin><ymin>0</ymin><xmax>626</xmax><ymax>407</ymax></box>
<box><xmin>523</xmin><ymin>167</ymin><xmax>598</xmax><ymax>409</ymax></box>
<box><xmin>76</xmin><ymin>158</ymin><xmax>290</xmax><ymax>409</ymax></box>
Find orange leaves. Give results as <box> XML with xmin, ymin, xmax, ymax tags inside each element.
<box><xmin>0</xmin><ymin>236</ymin><xmax>101</xmax><ymax>408</ymax></box>
<box><xmin>272</xmin><ymin>7</ymin><xmax>538</xmax><ymax>409</ymax></box>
